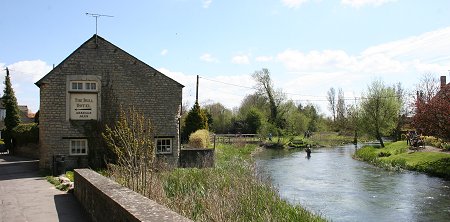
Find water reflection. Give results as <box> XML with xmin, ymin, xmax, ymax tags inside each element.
<box><xmin>255</xmin><ymin>145</ymin><xmax>450</xmax><ymax>222</ymax></box>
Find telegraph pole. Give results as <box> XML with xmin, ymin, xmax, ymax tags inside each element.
<box><xmin>196</xmin><ymin>75</ymin><xmax>199</xmax><ymax>103</ymax></box>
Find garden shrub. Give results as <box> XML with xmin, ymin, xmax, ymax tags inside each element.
<box><xmin>188</xmin><ymin>129</ymin><xmax>210</xmax><ymax>148</ymax></box>
<box><xmin>11</xmin><ymin>123</ymin><xmax>39</xmax><ymax>146</ymax></box>
<box><xmin>422</xmin><ymin>136</ymin><xmax>442</xmax><ymax>148</ymax></box>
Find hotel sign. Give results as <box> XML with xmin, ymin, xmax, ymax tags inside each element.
<box><xmin>70</xmin><ymin>93</ymin><xmax>97</xmax><ymax>120</ymax></box>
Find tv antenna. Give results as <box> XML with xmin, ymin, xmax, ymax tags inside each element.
<box><xmin>85</xmin><ymin>13</ymin><xmax>114</xmax><ymax>36</ymax></box>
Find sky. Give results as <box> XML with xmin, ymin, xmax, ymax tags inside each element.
<box><xmin>1</xmin><ymin>0</ymin><xmax>450</xmax><ymax>115</ymax></box>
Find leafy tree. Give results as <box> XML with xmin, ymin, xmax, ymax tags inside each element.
<box><xmin>252</xmin><ymin>68</ymin><xmax>285</xmax><ymax>128</ymax></box>
<box><xmin>414</xmin><ymin>84</ymin><xmax>450</xmax><ymax>140</ymax></box>
<box><xmin>2</xmin><ymin>68</ymin><xmax>21</xmax><ymax>150</ymax></box>
<box><xmin>284</xmin><ymin>101</ymin><xmax>308</xmax><ymax>135</ymax></box>
<box><xmin>203</xmin><ymin>103</ymin><xmax>233</xmax><ymax>134</ymax></box>
<box><xmin>360</xmin><ymin>80</ymin><xmax>401</xmax><ymax>147</ymax></box>
<box><xmin>182</xmin><ymin>101</ymin><xmax>208</xmax><ymax>142</ymax></box>
<box><xmin>300</xmin><ymin>104</ymin><xmax>320</xmax><ymax>132</ymax></box>
<box><xmin>244</xmin><ymin>108</ymin><xmax>263</xmax><ymax>134</ymax></box>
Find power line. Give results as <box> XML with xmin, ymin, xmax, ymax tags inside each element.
<box><xmin>198</xmin><ymin>75</ymin><xmax>412</xmax><ymax>102</ymax></box>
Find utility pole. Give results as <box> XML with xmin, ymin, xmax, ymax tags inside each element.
<box><xmin>196</xmin><ymin>75</ymin><xmax>199</xmax><ymax>103</ymax></box>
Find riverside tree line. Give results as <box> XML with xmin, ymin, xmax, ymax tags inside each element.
<box><xmin>181</xmin><ymin>69</ymin><xmax>449</xmax><ymax>148</ymax></box>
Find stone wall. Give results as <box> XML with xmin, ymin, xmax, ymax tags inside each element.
<box><xmin>74</xmin><ymin>169</ymin><xmax>191</xmax><ymax>222</ymax></box>
<box><xmin>180</xmin><ymin>149</ymin><xmax>215</xmax><ymax>168</ymax></box>
<box><xmin>14</xmin><ymin>143</ymin><xmax>39</xmax><ymax>159</ymax></box>
<box><xmin>37</xmin><ymin>35</ymin><xmax>183</xmax><ymax>170</ymax></box>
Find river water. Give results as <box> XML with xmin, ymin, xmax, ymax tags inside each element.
<box><xmin>255</xmin><ymin>145</ymin><xmax>450</xmax><ymax>222</ymax></box>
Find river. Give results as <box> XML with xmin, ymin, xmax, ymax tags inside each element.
<box><xmin>255</xmin><ymin>144</ymin><xmax>450</xmax><ymax>222</ymax></box>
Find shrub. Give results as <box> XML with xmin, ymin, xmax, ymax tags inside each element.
<box><xmin>442</xmin><ymin>142</ymin><xmax>450</xmax><ymax>151</ymax></box>
<box><xmin>422</xmin><ymin>136</ymin><xmax>442</xmax><ymax>148</ymax></box>
<box><xmin>188</xmin><ymin>129</ymin><xmax>210</xmax><ymax>148</ymax></box>
<box><xmin>11</xmin><ymin>123</ymin><xmax>39</xmax><ymax>146</ymax></box>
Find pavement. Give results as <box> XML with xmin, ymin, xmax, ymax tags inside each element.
<box><xmin>0</xmin><ymin>154</ymin><xmax>88</xmax><ymax>222</ymax></box>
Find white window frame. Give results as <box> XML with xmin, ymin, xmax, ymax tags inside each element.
<box><xmin>70</xmin><ymin>139</ymin><xmax>88</xmax><ymax>155</ymax></box>
<box><xmin>155</xmin><ymin>138</ymin><xmax>173</xmax><ymax>154</ymax></box>
<box><xmin>70</xmin><ymin>81</ymin><xmax>98</xmax><ymax>92</ymax></box>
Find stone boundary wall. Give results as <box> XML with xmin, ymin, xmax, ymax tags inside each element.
<box><xmin>74</xmin><ymin>169</ymin><xmax>191</xmax><ymax>222</ymax></box>
<box><xmin>14</xmin><ymin>143</ymin><xmax>39</xmax><ymax>159</ymax></box>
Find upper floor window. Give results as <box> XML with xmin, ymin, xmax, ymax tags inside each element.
<box><xmin>70</xmin><ymin>81</ymin><xmax>98</xmax><ymax>92</ymax></box>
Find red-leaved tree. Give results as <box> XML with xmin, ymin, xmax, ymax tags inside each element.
<box><xmin>413</xmin><ymin>85</ymin><xmax>450</xmax><ymax>141</ymax></box>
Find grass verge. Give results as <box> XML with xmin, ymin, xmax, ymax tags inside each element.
<box><xmin>353</xmin><ymin>141</ymin><xmax>450</xmax><ymax>178</ymax></box>
<box><xmin>109</xmin><ymin>143</ymin><xmax>326</xmax><ymax>222</ymax></box>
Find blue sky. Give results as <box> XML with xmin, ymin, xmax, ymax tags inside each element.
<box><xmin>1</xmin><ymin>0</ymin><xmax>450</xmax><ymax>115</ymax></box>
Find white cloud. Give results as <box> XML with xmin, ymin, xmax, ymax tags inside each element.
<box><xmin>0</xmin><ymin>60</ymin><xmax>52</xmax><ymax>113</ymax></box>
<box><xmin>231</xmin><ymin>54</ymin><xmax>250</xmax><ymax>64</ymax></box>
<box><xmin>275</xmin><ymin>26</ymin><xmax>450</xmax><ymax>115</ymax></box>
<box><xmin>203</xmin><ymin>0</ymin><xmax>212</xmax><ymax>8</ymax></box>
<box><xmin>7</xmin><ymin>60</ymin><xmax>52</xmax><ymax>82</ymax></box>
<box><xmin>281</xmin><ymin>0</ymin><xmax>310</xmax><ymax>8</ymax></box>
<box><xmin>160</xmin><ymin>49</ymin><xmax>168</xmax><ymax>56</ymax></box>
<box><xmin>255</xmin><ymin>56</ymin><xmax>273</xmax><ymax>62</ymax></box>
<box><xmin>341</xmin><ymin>0</ymin><xmax>397</xmax><ymax>8</ymax></box>
<box><xmin>200</xmin><ymin>53</ymin><xmax>219</xmax><ymax>63</ymax></box>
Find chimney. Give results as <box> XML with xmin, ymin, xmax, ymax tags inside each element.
<box><xmin>441</xmin><ymin>76</ymin><xmax>447</xmax><ymax>89</ymax></box>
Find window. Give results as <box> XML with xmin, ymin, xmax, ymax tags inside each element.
<box><xmin>70</xmin><ymin>81</ymin><xmax>97</xmax><ymax>91</ymax></box>
<box><xmin>156</xmin><ymin>138</ymin><xmax>172</xmax><ymax>154</ymax></box>
<box><xmin>85</xmin><ymin>82</ymin><xmax>97</xmax><ymax>90</ymax></box>
<box><xmin>70</xmin><ymin>139</ymin><xmax>88</xmax><ymax>155</ymax></box>
<box><xmin>71</xmin><ymin>82</ymin><xmax>83</xmax><ymax>90</ymax></box>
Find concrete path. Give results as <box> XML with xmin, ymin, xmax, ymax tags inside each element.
<box><xmin>0</xmin><ymin>155</ymin><xmax>88</xmax><ymax>222</ymax></box>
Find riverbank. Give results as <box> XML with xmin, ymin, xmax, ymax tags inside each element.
<box><xmin>108</xmin><ymin>143</ymin><xmax>325</xmax><ymax>221</ymax></box>
<box><xmin>353</xmin><ymin>141</ymin><xmax>450</xmax><ymax>179</ymax></box>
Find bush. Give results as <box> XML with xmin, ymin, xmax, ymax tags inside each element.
<box><xmin>422</xmin><ymin>136</ymin><xmax>442</xmax><ymax>148</ymax></box>
<box><xmin>188</xmin><ymin>129</ymin><xmax>210</xmax><ymax>148</ymax></box>
<box><xmin>11</xmin><ymin>123</ymin><xmax>39</xmax><ymax>146</ymax></box>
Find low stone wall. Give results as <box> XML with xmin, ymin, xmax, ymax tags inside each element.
<box><xmin>179</xmin><ymin>149</ymin><xmax>215</xmax><ymax>168</ymax></box>
<box><xmin>74</xmin><ymin>169</ymin><xmax>191</xmax><ymax>222</ymax></box>
<box><xmin>14</xmin><ymin>143</ymin><xmax>39</xmax><ymax>159</ymax></box>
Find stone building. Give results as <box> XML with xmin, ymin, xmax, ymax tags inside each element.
<box><xmin>35</xmin><ymin>35</ymin><xmax>183</xmax><ymax>170</ymax></box>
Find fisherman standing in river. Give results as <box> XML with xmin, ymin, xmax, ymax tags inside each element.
<box><xmin>305</xmin><ymin>145</ymin><xmax>312</xmax><ymax>159</ymax></box>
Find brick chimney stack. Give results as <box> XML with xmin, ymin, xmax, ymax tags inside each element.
<box><xmin>441</xmin><ymin>75</ymin><xmax>447</xmax><ymax>89</ymax></box>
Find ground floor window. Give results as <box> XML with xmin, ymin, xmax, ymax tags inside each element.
<box><xmin>156</xmin><ymin>138</ymin><xmax>172</xmax><ymax>154</ymax></box>
<box><xmin>70</xmin><ymin>139</ymin><xmax>88</xmax><ymax>155</ymax></box>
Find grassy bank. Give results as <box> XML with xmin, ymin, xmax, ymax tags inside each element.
<box><xmin>353</xmin><ymin>141</ymin><xmax>450</xmax><ymax>178</ymax></box>
<box><xmin>109</xmin><ymin>143</ymin><xmax>325</xmax><ymax>221</ymax></box>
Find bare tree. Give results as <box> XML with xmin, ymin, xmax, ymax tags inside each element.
<box><xmin>415</xmin><ymin>73</ymin><xmax>440</xmax><ymax>103</ymax></box>
<box><xmin>327</xmin><ymin>87</ymin><xmax>336</xmax><ymax>121</ymax></box>
<box><xmin>102</xmin><ymin>107</ymin><xmax>155</xmax><ymax>196</ymax></box>
<box><xmin>336</xmin><ymin>88</ymin><xmax>346</xmax><ymax>123</ymax></box>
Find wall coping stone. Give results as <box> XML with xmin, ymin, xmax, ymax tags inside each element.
<box><xmin>74</xmin><ymin>168</ymin><xmax>191</xmax><ymax>222</ymax></box>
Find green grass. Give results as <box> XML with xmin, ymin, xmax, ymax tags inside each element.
<box><xmin>354</xmin><ymin>141</ymin><xmax>450</xmax><ymax>178</ymax></box>
<box><xmin>109</xmin><ymin>143</ymin><xmax>326</xmax><ymax>222</ymax></box>
<box><xmin>158</xmin><ymin>143</ymin><xmax>325</xmax><ymax>221</ymax></box>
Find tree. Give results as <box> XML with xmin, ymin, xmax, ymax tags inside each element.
<box><xmin>182</xmin><ymin>101</ymin><xmax>208</xmax><ymax>142</ymax></box>
<box><xmin>414</xmin><ymin>73</ymin><xmax>440</xmax><ymax>103</ymax></box>
<box><xmin>360</xmin><ymin>80</ymin><xmax>401</xmax><ymax>147</ymax></box>
<box><xmin>414</xmin><ymin>84</ymin><xmax>450</xmax><ymax>140</ymax></box>
<box><xmin>336</xmin><ymin>88</ymin><xmax>346</xmax><ymax>128</ymax></box>
<box><xmin>327</xmin><ymin>87</ymin><xmax>336</xmax><ymax>122</ymax></box>
<box><xmin>102</xmin><ymin>107</ymin><xmax>155</xmax><ymax>195</ymax></box>
<box><xmin>252</xmin><ymin>68</ymin><xmax>286</xmax><ymax>128</ymax></box>
<box><xmin>2</xmin><ymin>68</ymin><xmax>21</xmax><ymax>150</ymax></box>
<box><xmin>203</xmin><ymin>103</ymin><xmax>233</xmax><ymax>134</ymax></box>
<box><xmin>244</xmin><ymin>108</ymin><xmax>263</xmax><ymax>134</ymax></box>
